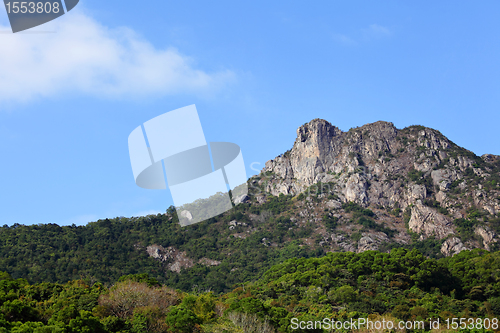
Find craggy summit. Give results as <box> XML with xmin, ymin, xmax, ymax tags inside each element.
<box><xmin>256</xmin><ymin>119</ymin><xmax>500</xmax><ymax>256</ymax></box>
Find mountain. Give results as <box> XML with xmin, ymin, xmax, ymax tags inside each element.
<box><xmin>0</xmin><ymin>119</ymin><xmax>499</xmax><ymax>293</ymax></box>
<box><xmin>257</xmin><ymin>119</ymin><xmax>500</xmax><ymax>256</ymax></box>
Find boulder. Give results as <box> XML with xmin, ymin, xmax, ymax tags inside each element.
<box><xmin>441</xmin><ymin>237</ymin><xmax>467</xmax><ymax>256</ymax></box>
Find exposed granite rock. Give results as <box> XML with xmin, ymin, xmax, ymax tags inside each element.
<box><xmin>329</xmin><ymin>234</ymin><xmax>356</xmax><ymax>252</ymax></box>
<box><xmin>146</xmin><ymin>245</ymin><xmax>221</xmax><ymax>273</ymax></box>
<box><xmin>146</xmin><ymin>244</ymin><xmax>170</xmax><ymax>262</ymax></box>
<box><xmin>441</xmin><ymin>237</ymin><xmax>467</xmax><ymax>256</ymax></box>
<box><xmin>345</xmin><ymin>173</ymin><xmax>368</xmax><ymax>204</ymax></box>
<box><xmin>228</xmin><ymin>220</ymin><xmax>248</xmax><ymax>230</ymax></box>
<box><xmin>234</xmin><ymin>194</ymin><xmax>250</xmax><ymax>204</ymax></box>
<box><xmin>357</xmin><ymin>232</ymin><xmax>389</xmax><ymax>253</ymax></box>
<box><xmin>180</xmin><ymin>210</ymin><xmax>193</xmax><ymax>221</ymax></box>
<box><xmin>255</xmin><ymin>118</ymin><xmax>500</xmax><ymax>256</ymax></box>
<box><xmin>408</xmin><ymin>203</ymin><xmax>454</xmax><ymax>239</ymax></box>
<box><xmin>198</xmin><ymin>258</ymin><xmax>222</xmax><ymax>266</ymax></box>
<box><xmin>326</xmin><ymin>200</ymin><xmax>342</xmax><ymax>209</ymax></box>
<box><xmin>167</xmin><ymin>250</ymin><xmax>195</xmax><ymax>273</ymax></box>
<box><xmin>475</xmin><ymin>226</ymin><xmax>497</xmax><ymax>251</ymax></box>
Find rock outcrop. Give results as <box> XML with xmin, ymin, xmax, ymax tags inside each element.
<box><xmin>146</xmin><ymin>245</ymin><xmax>221</xmax><ymax>273</ymax></box>
<box><xmin>253</xmin><ymin>119</ymin><xmax>500</xmax><ymax>256</ymax></box>
<box><xmin>441</xmin><ymin>237</ymin><xmax>467</xmax><ymax>256</ymax></box>
<box><xmin>408</xmin><ymin>203</ymin><xmax>454</xmax><ymax>239</ymax></box>
<box><xmin>475</xmin><ymin>226</ymin><xmax>497</xmax><ymax>251</ymax></box>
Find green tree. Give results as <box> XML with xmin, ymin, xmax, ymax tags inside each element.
<box><xmin>165</xmin><ymin>306</ymin><xmax>201</xmax><ymax>333</ymax></box>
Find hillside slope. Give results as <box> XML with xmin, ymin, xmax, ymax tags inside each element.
<box><xmin>1</xmin><ymin>119</ymin><xmax>499</xmax><ymax>293</ymax></box>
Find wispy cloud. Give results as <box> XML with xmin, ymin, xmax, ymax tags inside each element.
<box><xmin>365</xmin><ymin>24</ymin><xmax>392</xmax><ymax>38</ymax></box>
<box><xmin>0</xmin><ymin>12</ymin><xmax>235</xmax><ymax>104</ymax></box>
<box><xmin>332</xmin><ymin>24</ymin><xmax>392</xmax><ymax>45</ymax></box>
<box><xmin>332</xmin><ymin>33</ymin><xmax>357</xmax><ymax>45</ymax></box>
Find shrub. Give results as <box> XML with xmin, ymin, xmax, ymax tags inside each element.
<box><xmin>165</xmin><ymin>306</ymin><xmax>201</xmax><ymax>333</ymax></box>
<box><xmin>226</xmin><ymin>312</ymin><xmax>275</xmax><ymax>333</ymax></box>
<box><xmin>392</xmin><ymin>304</ymin><xmax>410</xmax><ymax>320</ymax></box>
<box><xmin>322</xmin><ymin>215</ymin><xmax>338</xmax><ymax>231</ymax></box>
<box><xmin>454</xmin><ymin>218</ymin><xmax>478</xmax><ymax>242</ymax></box>
<box><xmin>98</xmin><ymin>281</ymin><xmax>180</xmax><ymax>319</ymax></box>
<box><xmin>358</xmin><ymin>216</ymin><xmax>395</xmax><ymax>238</ymax></box>
<box><xmin>331</xmin><ymin>285</ymin><xmax>357</xmax><ymax>304</ymax></box>
<box><xmin>342</xmin><ymin>202</ymin><xmax>375</xmax><ymax>218</ymax></box>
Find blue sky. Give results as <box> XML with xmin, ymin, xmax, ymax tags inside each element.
<box><xmin>1</xmin><ymin>1</ymin><xmax>499</xmax><ymax>226</ymax></box>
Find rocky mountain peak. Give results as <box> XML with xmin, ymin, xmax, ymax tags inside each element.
<box><xmin>295</xmin><ymin>118</ymin><xmax>341</xmax><ymax>143</ymax></box>
<box><xmin>255</xmin><ymin>119</ymin><xmax>500</xmax><ymax>256</ymax></box>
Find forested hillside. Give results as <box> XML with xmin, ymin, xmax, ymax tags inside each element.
<box><xmin>0</xmin><ymin>202</ymin><xmax>324</xmax><ymax>293</ymax></box>
<box><xmin>1</xmin><ymin>120</ymin><xmax>500</xmax><ymax>296</ymax></box>
<box><xmin>1</xmin><ymin>249</ymin><xmax>499</xmax><ymax>332</ymax></box>
<box><xmin>1</xmin><ymin>119</ymin><xmax>500</xmax><ymax>331</ymax></box>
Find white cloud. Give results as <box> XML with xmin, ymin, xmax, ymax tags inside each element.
<box><xmin>333</xmin><ymin>24</ymin><xmax>392</xmax><ymax>45</ymax></box>
<box><xmin>0</xmin><ymin>13</ymin><xmax>235</xmax><ymax>103</ymax></box>
<box><xmin>332</xmin><ymin>33</ymin><xmax>357</xmax><ymax>45</ymax></box>
<box><xmin>365</xmin><ymin>24</ymin><xmax>392</xmax><ymax>38</ymax></box>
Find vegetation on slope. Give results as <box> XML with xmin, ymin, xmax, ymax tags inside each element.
<box><xmin>1</xmin><ymin>249</ymin><xmax>500</xmax><ymax>332</ymax></box>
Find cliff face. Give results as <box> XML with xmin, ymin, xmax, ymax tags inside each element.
<box><xmin>256</xmin><ymin>119</ymin><xmax>500</xmax><ymax>256</ymax></box>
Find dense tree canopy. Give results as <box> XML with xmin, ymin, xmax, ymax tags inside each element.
<box><xmin>0</xmin><ymin>249</ymin><xmax>499</xmax><ymax>332</ymax></box>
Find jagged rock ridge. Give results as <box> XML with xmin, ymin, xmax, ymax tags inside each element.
<box><xmin>255</xmin><ymin>119</ymin><xmax>500</xmax><ymax>256</ymax></box>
